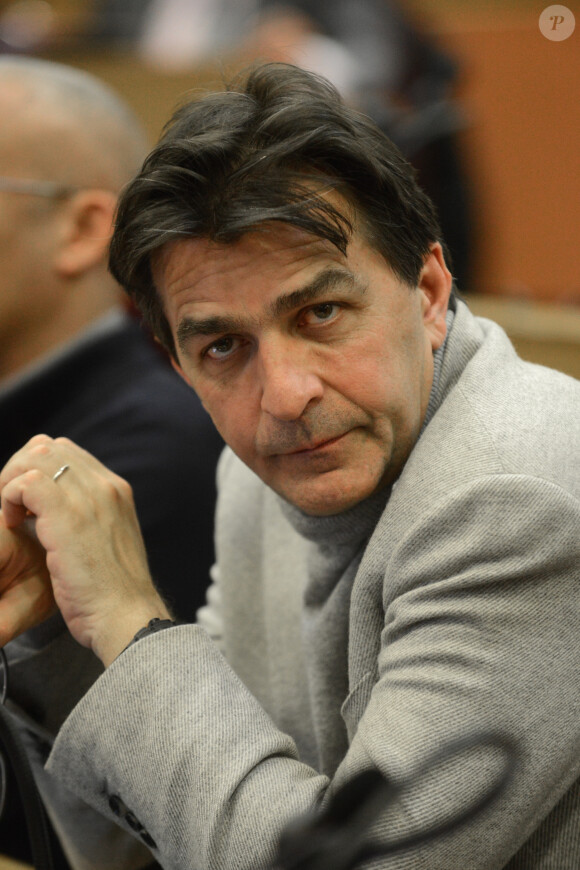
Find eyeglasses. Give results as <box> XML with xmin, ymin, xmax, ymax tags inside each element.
<box><xmin>0</xmin><ymin>176</ymin><xmax>78</xmax><ymax>199</ymax></box>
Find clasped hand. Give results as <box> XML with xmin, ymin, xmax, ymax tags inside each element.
<box><xmin>0</xmin><ymin>435</ymin><xmax>170</xmax><ymax>665</ymax></box>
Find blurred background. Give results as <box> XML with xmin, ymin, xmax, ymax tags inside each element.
<box><xmin>0</xmin><ymin>0</ymin><xmax>578</xmax><ymax>377</ymax></box>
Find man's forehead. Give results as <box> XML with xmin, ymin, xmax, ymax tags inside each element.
<box><xmin>153</xmin><ymin>226</ymin><xmax>347</xmax><ymax>296</ymax></box>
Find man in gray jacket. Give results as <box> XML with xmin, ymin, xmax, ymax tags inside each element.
<box><xmin>0</xmin><ymin>63</ymin><xmax>579</xmax><ymax>870</ymax></box>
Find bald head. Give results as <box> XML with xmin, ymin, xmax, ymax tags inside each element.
<box><xmin>0</xmin><ymin>59</ymin><xmax>151</xmax><ymax>379</ymax></box>
<box><xmin>0</xmin><ymin>56</ymin><xmax>149</xmax><ymax>191</ymax></box>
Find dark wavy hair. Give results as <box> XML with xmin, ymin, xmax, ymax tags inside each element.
<box><xmin>110</xmin><ymin>62</ymin><xmax>447</xmax><ymax>358</ymax></box>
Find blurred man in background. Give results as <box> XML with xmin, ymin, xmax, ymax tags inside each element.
<box><xmin>0</xmin><ymin>56</ymin><xmax>223</xmax><ymax>868</ymax></box>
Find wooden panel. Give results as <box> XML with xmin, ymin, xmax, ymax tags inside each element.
<box><xmin>0</xmin><ymin>856</ymin><xmax>33</xmax><ymax>870</ymax></box>
<box><xmin>468</xmin><ymin>293</ymin><xmax>580</xmax><ymax>379</ymax></box>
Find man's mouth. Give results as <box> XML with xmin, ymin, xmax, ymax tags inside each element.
<box><xmin>283</xmin><ymin>432</ymin><xmax>348</xmax><ymax>455</ymax></box>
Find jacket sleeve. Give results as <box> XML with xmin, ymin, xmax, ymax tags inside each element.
<box><xmin>46</xmin><ymin>473</ymin><xmax>580</xmax><ymax>870</ymax></box>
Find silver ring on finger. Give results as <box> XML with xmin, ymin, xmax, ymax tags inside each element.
<box><xmin>52</xmin><ymin>464</ymin><xmax>70</xmax><ymax>483</ymax></box>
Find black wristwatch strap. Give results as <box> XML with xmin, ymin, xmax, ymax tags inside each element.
<box><xmin>122</xmin><ymin>618</ymin><xmax>177</xmax><ymax>654</ymax></box>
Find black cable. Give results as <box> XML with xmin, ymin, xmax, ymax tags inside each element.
<box><xmin>276</xmin><ymin>731</ymin><xmax>518</xmax><ymax>870</ymax></box>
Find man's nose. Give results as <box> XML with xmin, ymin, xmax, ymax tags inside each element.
<box><xmin>258</xmin><ymin>340</ymin><xmax>324</xmax><ymax>421</ymax></box>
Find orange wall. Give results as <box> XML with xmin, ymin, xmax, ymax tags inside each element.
<box><xmin>433</xmin><ymin>9</ymin><xmax>579</xmax><ymax>302</ymax></box>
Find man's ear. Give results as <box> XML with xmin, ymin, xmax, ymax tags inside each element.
<box><xmin>418</xmin><ymin>242</ymin><xmax>453</xmax><ymax>351</ymax></box>
<box><xmin>54</xmin><ymin>189</ymin><xmax>118</xmax><ymax>278</ymax></box>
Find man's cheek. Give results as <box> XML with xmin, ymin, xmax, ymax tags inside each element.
<box><xmin>212</xmin><ymin>408</ymin><xmax>251</xmax><ymax>452</ymax></box>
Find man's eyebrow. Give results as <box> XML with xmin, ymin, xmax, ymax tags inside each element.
<box><xmin>177</xmin><ymin>314</ymin><xmax>250</xmax><ymax>352</ymax></box>
<box><xmin>176</xmin><ymin>268</ymin><xmax>365</xmax><ymax>353</ymax></box>
<box><xmin>269</xmin><ymin>268</ymin><xmax>365</xmax><ymax>318</ymax></box>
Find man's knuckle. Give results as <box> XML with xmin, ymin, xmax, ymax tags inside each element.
<box><xmin>54</xmin><ymin>436</ymin><xmax>73</xmax><ymax>448</ymax></box>
<box><xmin>25</xmin><ymin>468</ymin><xmax>45</xmax><ymax>484</ymax></box>
<box><xmin>28</xmin><ymin>433</ymin><xmax>51</xmax><ymax>446</ymax></box>
<box><xmin>30</xmin><ymin>443</ymin><xmax>52</xmax><ymax>459</ymax></box>
<box><xmin>117</xmin><ymin>477</ymin><xmax>133</xmax><ymax>497</ymax></box>
<box><xmin>102</xmin><ymin>476</ymin><xmax>131</xmax><ymax>502</ymax></box>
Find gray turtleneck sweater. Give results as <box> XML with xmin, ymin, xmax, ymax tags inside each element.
<box><xmin>46</xmin><ymin>299</ymin><xmax>580</xmax><ymax>870</ymax></box>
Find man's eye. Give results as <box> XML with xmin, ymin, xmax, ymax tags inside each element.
<box><xmin>204</xmin><ymin>336</ymin><xmax>239</xmax><ymax>360</ymax></box>
<box><xmin>302</xmin><ymin>303</ymin><xmax>340</xmax><ymax>325</ymax></box>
